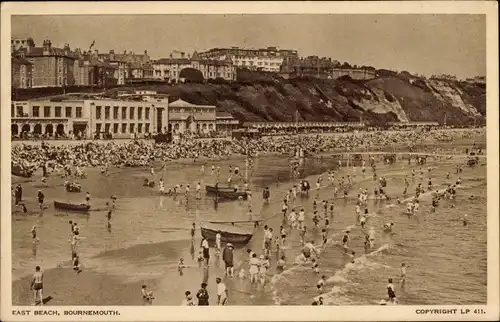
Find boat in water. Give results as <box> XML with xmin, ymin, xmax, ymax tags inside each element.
<box><xmin>12</xmin><ymin>164</ymin><xmax>34</xmax><ymax>178</ymax></box>
<box><xmin>201</xmin><ymin>222</ymin><xmax>255</xmax><ymax>245</ymax></box>
<box><xmin>54</xmin><ymin>201</ymin><xmax>90</xmax><ymax>213</ymax></box>
<box><xmin>205</xmin><ymin>185</ymin><xmax>248</xmax><ymax>200</ymax></box>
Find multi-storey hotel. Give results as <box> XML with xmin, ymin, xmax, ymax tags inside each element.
<box><xmin>11</xmin><ymin>96</ymin><xmax>169</xmax><ymax>139</ymax></box>
<box><xmin>198</xmin><ymin>46</ymin><xmax>298</xmax><ymax>73</ymax></box>
<box><xmin>152</xmin><ymin>51</ymin><xmax>236</xmax><ymax>82</ymax></box>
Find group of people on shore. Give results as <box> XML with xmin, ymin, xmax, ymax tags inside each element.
<box><xmin>11</xmin><ymin>128</ymin><xmax>483</xmax><ymax>176</ymax></box>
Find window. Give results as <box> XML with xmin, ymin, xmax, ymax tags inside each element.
<box><xmin>65</xmin><ymin>106</ymin><xmax>72</xmax><ymax>118</ymax></box>
<box><xmin>113</xmin><ymin>106</ymin><xmax>119</xmax><ymax>119</ymax></box>
<box><xmin>145</xmin><ymin>107</ymin><xmax>150</xmax><ymax>120</ymax></box>
<box><xmin>105</xmin><ymin>106</ymin><xmax>110</xmax><ymax>120</ymax></box>
<box><xmin>44</xmin><ymin>106</ymin><xmax>51</xmax><ymax>117</ymax></box>
<box><xmin>113</xmin><ymin>124</ymin><xmax>119</xmax><ymax>134</ymax></box>
<box><xmin>16</xmin><ymin>106</ymin><xmax>23</xmax><ymax>117</ymax></box>
<box><xmin>138</xmin><ymin>107</ymin><xmax>142</xmax><ymax>120</ymax></box>
<box><xmin>96</xmin><ymin>106</ymin><xmax>102</xmax><ymax>119</ymax></box>
<box><xmin>129</xmin><ymin>123</ymin><xmax>135</xmax><ymax>133</ymax></box>
<box><xmin>129</xmin><ymin>107</ymin><xmax>135</xmax><ymax>119</ymax></box>
<box><xmin>104</xmin><ymin>123</ymin><xmax>111</xmax><ymax>133</ymax></box>
<box><xmin>121</xmin><ymin>123</ymin><xmax>127</xmax><ymax>133</ymax></box>
<box><xmin>32</xmin><ymin>106</ymin><xmax>40</xmax><ymax>117</ymax></box>
<box><xmin>138</xmin><ymin>123</ymin><xmax>143</xmax><ymax>133</ymax></box>
<box><xmin>11</xmin><ymin>104</ymin><xmax>14</xmax><ymax>117</ymax></box>
<box><xmin>55</xmin><ymin>106</ymin><xmax>62</xmax><ymax>117</ymax></box>
<box><xmin>76</xmin><ymin>107</ymin><xmax>82</xmax><ymax>118</ymax></box>
<box><xmin>121</xmin><ymin>107</ymin><xmax>127</xmax><ymax>119</ymax></box>
<box><xmin>95</xmin><ymin>123</ymin><xmax>101</xmax><ymax>133</ymax></box>
<box><xmin>145</xmin><ymin>123</ymin><xmax>150</xmax><ymax>133</ymax></box>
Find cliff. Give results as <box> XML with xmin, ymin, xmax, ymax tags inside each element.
<box><xmin>120</xmin><ymin>71</ymin><xmax>485</xmax><ymax>125</ymax></box>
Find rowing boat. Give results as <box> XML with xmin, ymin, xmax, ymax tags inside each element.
<box><xmin>205</xmin><ymin>185</ymin><xmax>248</xmax><ymax>200</ymax></box>
<box><xmin>12</xmin><ymin>164</ymin><xmax>34</xmax><ymax>178</ymax></box>
<box><xmin>54</xmin><ymin>201</ymin><xmax>90</xmax><ymax>212</ymax></box>
<box><xmin>201</xmin><ymin>222</ymin><xmax>254</xmax><ymax>245</ymax></box>
<box><xmin>205</xmin><ymin>185</ymin><xmax>236</xmax><ymax>193</ymax></box>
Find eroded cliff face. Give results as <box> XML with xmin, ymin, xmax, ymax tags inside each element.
<box><xmin>148</xmin><ymin>73</ymin><xmax>484</xmax><ymax>125</ymax></box>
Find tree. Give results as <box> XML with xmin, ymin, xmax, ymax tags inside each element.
<box><xmin>179</xmin><ymin>68</ymin><xmax>204</xmax><ymax>83</ymax></box>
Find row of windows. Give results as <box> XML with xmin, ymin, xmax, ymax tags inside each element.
<box><xmin>95</xmin><ymin>106</ymin><xmax>151</xmax><ymax>121</ymax></box>
<box><xmin>95</xmin><ymin>122</ymin><xmax>151</xmax><ymax>134</ymax></box>
<box><xmin>237</xmin><ymin>61</ymin><xmax>280</xmax><ymax>67</ymax></box>
<box><xmin>30</xmin><ymin>106</ymin><xmax>83</xmax><ymax>118</ymax></box>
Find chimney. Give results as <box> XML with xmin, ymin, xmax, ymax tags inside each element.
<box><xmin>42</xmin><ymin>40</ymin><xmax>51</xmax><ymax>55</ymax></box>
<box><xmin>124</xmin><ymin>50</ymin><xmax>127</xmax><ymax>54</ymax></box>
<box><xmin>144</xmin><ymin>50</ymin><xmax>148</xmax><ymax>56</ymax></box>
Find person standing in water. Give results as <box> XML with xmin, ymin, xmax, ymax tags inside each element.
<box><xmin>37</xmin><ymin>190</ymin><xmax>45</xmax><ymax>210</ymax></box>
<box><xmin>30</xmin><ymin>266</ymin><xmax>44</xmax><ymax>306</ymax></box>
<box><xmin>400</xmin><ymin>263</ymin><xmax>410</xmax><ymax>286</ymax></box>
<box><xmin>368</xmin><ymin>227</ymin><xmax>376</xmax><ymax>249</ymax></box>
<box><xmin>31</xmin><ymin>225</ymin><xmax>39</xmax><ymax>243</ymax></box>
<box><xmin>159</xmin><ymin>178</ymin><xmax>165</xmax><ymax>194</ymax></box>
<box><xmin>386</xmin><ymin>278</ymin><xmax>397</xmax><ymax>304</ymax></box>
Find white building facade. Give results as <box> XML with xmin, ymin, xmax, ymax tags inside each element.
<box><xmin>198</xmin><ymin>46</ymin><xmax>298</xmax><ymax>73</ymax></box>
<box><xmin>11</xmin><ymin>97</ymin><xmax>169</xmax><ymax>139</ymax></box>
<box><xmin>168</xmin><ymin>99</ymin><xmax>216</xmax><ymax>134</ymax></box>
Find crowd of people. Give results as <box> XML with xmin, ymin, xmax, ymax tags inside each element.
<box><xmin>11</xmin><ymin>128</ymin><xmax>484</xmax><ymax>175</ymax></box>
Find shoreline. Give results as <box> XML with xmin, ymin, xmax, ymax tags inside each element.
<box><xmin>11</xmin><ymin>134</ymin><xmax>484</xmax><ymax>185</ymax></box>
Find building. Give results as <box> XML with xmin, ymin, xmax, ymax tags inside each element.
<box><xmin>242</xmin><ymin>121</ymin><xmax>365</xmax><ymax>132</ymax></box>
<box><xmin>72</xmin><ymin>49</ymin><xmax>116</xmax><ymax>87</ymax></box>
<box><xmin>215</xmin><ymin>112</ymin><xmax>240</xmax><ymax>134</ymax></box>
<box><xmin>11</xmin><ymin>37</ymin><xmax>35</xmax><ymax>53</ymax></box>
<box><xmin>198</xmin><ymin>46</ymin><xmax>298</xmax><ymax>72</ymax></box>
<box><xmin>152</xmin><ymin>51</ymin><xmax>236</xmax><ymax>83</ymax></box>
<box><xmin>11</xmin><ymin>56</ymin><xmax>33</xmax><ymax>89</ymax></box>
<box><xmin>280</xmin><ymin>56</ymin><xmax>339</xmax><ymax>79</ymax></box>
<box><xmin>331</xmin><ymin>67</ymin><xmax>377</xmax><ymax>80</ymax></box>
<box><xmin>465</xmin><ymin>76</ymin><xmax>486</xmax><ymax>85</ymax></box>
<box><xmin>168</xmin><ymin>99</ymin><xmax>216</xmax><ymax>134</ymax></box>
<box><xmin>430</xmin><ymin>74</ymin><xmax>458</xmax><ymax>82</ymax></box>
<box><xmin>17</xmin><ymin>40</ymin><xmax>77</xmax><ymax>88</ymax></box>
<box><xmin>11</xmin><ymin>96</ymin><xmax>169</xmax><ymax>139</ymax></box>
<box><xmin>98</xmin><ymin>49</ymin><xmax>151</xmax><ymax>83</ymax></box>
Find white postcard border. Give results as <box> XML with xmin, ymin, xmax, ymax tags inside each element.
<box><xmin>1</xmin><ymin>1</ymin><xmax>498</xmax><ymax>321</ymax></box>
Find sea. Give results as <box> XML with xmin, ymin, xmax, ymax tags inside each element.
<box><xmin>11</xmin><ymin>140</ymin><xmax>487</xmax><ymax>306</ymax></box>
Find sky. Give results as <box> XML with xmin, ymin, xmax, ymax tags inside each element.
<box><xmin>12</xmin><ymin>14</ymin><xmax>486</xmax><ymax>79</ymax></box>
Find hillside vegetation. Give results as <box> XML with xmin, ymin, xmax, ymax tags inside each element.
<box><xmin>115</xmin><ymin>71</ymin><xmax>485</xmax><ymax>125</ymax></box>
<box><xmin>15</xmin><ymin>70</ymin><xmax>486</xmax><ymax>125</ymax></box>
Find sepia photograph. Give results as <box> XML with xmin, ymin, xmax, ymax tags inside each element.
<box><xmin>1</xmin><ymin>1</ymin><xmax>498</xmax><ymax>321</ymax></box>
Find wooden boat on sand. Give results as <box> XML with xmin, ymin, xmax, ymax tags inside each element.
<box><xmin>201</xmin><ymin>222</ymin><xmax>254</xmax><ymax>245</ymax></box>
<box><xmin>54</xmin><ymin>201</ymin><xmax>90</xmax><ymax>213</ymax></box>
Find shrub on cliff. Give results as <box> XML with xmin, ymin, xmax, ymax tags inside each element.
<box><xmin>179</xmin><ymin>68</ymin><xmax>204</xmax><ymax>83</ymax></box>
